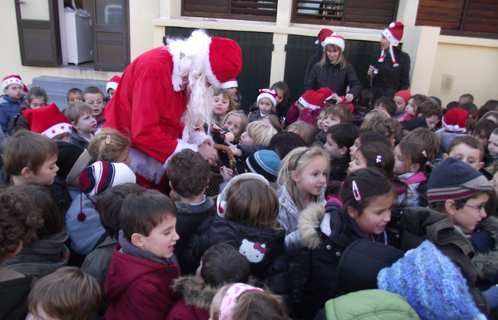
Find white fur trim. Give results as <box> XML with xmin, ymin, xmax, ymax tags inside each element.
<box><xmin>442</xmin><ymin>118</ymin><xmax>467</xmax><ymax>133</ymax></box>
<box><xmin>41</xmin><ymin>123</ymin><xmax>72</xmax><ymax>139</ymax></box>
<box><xmin>257</xmin><ymin>93</ymin><xmax>277</xmax><ymax>108</ymax></box>
<box><xmin>128</xmin><ymin>147</ymin><xmax>167</xmax><ymax>184</ymax></box>
<box><xmin>2</xmin><ymin>77</ymin><xmax>23</xmax><ymax>90</ymax></box>
<box><xmin>382</xmin><ymin>29</ymin><xmax>399</xmax><ymax>47</ymax></box>
<box><xmin>106</xmin><ymin>82</ymin><xmax>118</xmax><ymax>92</ymax></box>
<box><xmin>298</xmin><ymin>97</ymin><xmax>320</xmax><ymax>111</ymax></box>
<box><xmin>221</xmin><ymin>80</ymin><xmax>238</xmax><ymax>89</ymax></box>
<box><xmin>189</xmin><ymin>131</ymin><xmax>211</xmax><ymax>147</ymax></box>
<box><xmin>322</xmin><ymin>35</ymin><xmax>345</xmax><ymax>51</ymax></box>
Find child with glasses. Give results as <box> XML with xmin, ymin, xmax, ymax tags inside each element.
<box><xmin>401</xmin><ymin>157</ymin><xmax>498</xmax><ymax>316</ymax></box>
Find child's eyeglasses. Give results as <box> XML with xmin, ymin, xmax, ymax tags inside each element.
<box><xmin>463</xmin><ymin>203</ymin><xmax>485</xmax><ymax>212</ymax></box>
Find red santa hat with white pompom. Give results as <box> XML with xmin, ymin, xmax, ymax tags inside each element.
<box><xmin>379</xmin><ymin>22</ymin><xmax>404</xmax><ymax>67</ymax></box>
<box><xmin>321</xmin><ymin>31</ymin><xmax>345</xmax><ymax>52</ymax></box>
<box><xmin>22</xmin><ymin>103</ymin><xmax>72</xmax><ymax>139</ymax></box>
<box><xmin>2</xmin><ymin>75</ymin><xmax>28</xmax><ymax>92</ymax></box>
<box><xmin>257</xmin><ymin>89</ymin><xmax>278</xmax><ymax>107</ymax></box>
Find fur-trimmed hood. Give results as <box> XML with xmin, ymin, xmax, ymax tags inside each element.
<box><xmin>171</xmin><ymin>275</ymin><xmax>219</xmax><ymax>310</ymax></box>
<box><xmin>472</xmin><ymin>216</ymin><xmax>498</xmax><ymax>279</ymax></box>
<box><xmin>298</xmin><ymin>202</ymin><xmax>326</xmax><ymax>250</ymax></box>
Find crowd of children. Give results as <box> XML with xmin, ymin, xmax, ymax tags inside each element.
<box><xmin>1</xmin><ymin>55</ymin><xmax>498</xmax><ymax>320</ymax></box>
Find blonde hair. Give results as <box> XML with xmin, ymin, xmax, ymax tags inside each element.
<box><xmin>222</xmin><ymin>110</ymin><xmax>249</xmax><ymax>142</ymax></box>
<box><xmin>27</xmin><ymin>267</ymin><xmax>101</xmax><ymax>320</ymax></box>
<box><xmin>214</xmin><ymin>87</ymin><xmax>238</xmax><ymax>110</ymax></box>
<box><xmin>286</xmin><ymin>121</ymin><xmax>315</xmax><ymax>146</ymax></box>
<box><xmin>88</xmin><ymin>129</ymin><xmax>130</xmax><ymax>163</ymax></box>
<box><xmin>362</xmin><ymin>109</ymin><xmax>390</xmax><ymax>127</ymax></box>
<box><xmin>278</xmin><ymin>146</ymin><xmax>329</xmax><ymax>211</ymax></box>
<box><xmin>319</xmin><ymin>44</ymin><xmax>346</xmax><ymax>70</ymax></box>
<box><xmin>247</xmin><ymin>121</ymin><xmax>277</xmax><ymax>147</ymax></box>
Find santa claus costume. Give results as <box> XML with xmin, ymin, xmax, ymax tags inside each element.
<box><xmin>104</xmin><ymin>30</ymin><xmax>242</xmax><ymax>190</ymax></box>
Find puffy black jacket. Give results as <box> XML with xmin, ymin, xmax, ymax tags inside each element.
<box><xmin>304</xmin><ymin>60</ymin><xmax>362</xmax><ymax>100</ymax></box>
<box><xmin>182</xmin><ymin>216</ymin><xmax>285</xmax><ymax>275</ymax></box>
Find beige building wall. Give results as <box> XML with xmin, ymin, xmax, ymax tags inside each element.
<box><xmin>2</xmin><ymin>0</ymin><xmax>498</xmax><ymax>108</ymax></box>
<box><xmin>429</xmin><ymin>38</ymin><xmax>498</xmax><ymax>108</ymax></box>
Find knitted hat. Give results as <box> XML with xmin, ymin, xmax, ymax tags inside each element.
<box><xmin>55</xmin><ymin>141</ymin><xmax>91</xmax><ymax>184</ymax></box>
<box><xmin>22</xmin><ymin>103</ymin><xmax>72</xmax><ymax>139</ymax></box>
<box><xmin>378</xmin><ymin>240</ymin><xmax>486</xmax><ymax>320</ymax></box>
<box><xmin>79</xmin><ymin>161</ymin><xmax>136</xmax><ymax>197</ymax></box>
<box><xmin>427</xmin><ymin>157</ymin><xmax>492</xmax><ymax>203</ymax></box>
<box><xmin>395</xmin><ymin>89</ymin><xmax>411</xmax><ymax>103</ymax></box>
<box><xmin>298</xmin><ymin>87</ymin><xmax>333</xmax><ymax>111</ymax></box>
<box><xmin>322</xmin><ymin>31</ymin><xmax>346</xmax><ymax>51</ymax></box>
<box><xmin>337</xmin><ymin>240</ymin><xmax>404</xmax><ymax>294</ymax></box>
<box><xmin>257</xmin><ymin>89</ymin><xmax>277</xmax><ymax>107</ymax></box>
<box><xmin>217</xmin><ymin>173</ymin><xmax>269</xmax><ymax>218</ymax></box>
<box><xmin>315</xmin><ymin>28</ymin><xmax>334</xmax><ymax>46</ymax></box>
<box><xmin>221</xmin><ymin>78</ymin><xmax>238</xmax><ymax>89</ymax></box>
<box><xmin>2</xmin><ymin>75</ymin><xmax>28</xmax><ymax>92</ymax></box>
<box><xmin>442</xmin><ymin>108</ymin><xmax>469</xmax><ymax>133</ymax></box>
<box><xmin>379</xmin><ymin>22</ymin><xmax>404</xmax><ymax>67</ymax></box>
<box><xmin>246</xmin><ymin>150</ymin><xmax>281</xmax><ymax>183</ymax></box>
<box><xmin>382</xmin><ymin>22</ymin><xmax>404</xmax><ymax>47</ymax></box>
<box><xmin>106</xmin><ymin>75</ymin><xmax>120</xmax><ymax>92</ymax></box>
<box><xmin>205</xmin><ymin>35</ymin><xmax>242</xmax><ymax>87</ymax></box>
<box><xmin>402</xmin><ymin>116</ymin><xmax>428</xmax><ymax>132</ymax></box>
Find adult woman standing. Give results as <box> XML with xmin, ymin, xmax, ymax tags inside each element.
<box><xmin>304</xmin><ymin>32</ymin><xmax>362</xmax><ymax>103</ymax></box>
<box><xmin>368</xmin><ymin>22</ymin><xmax>410</xmax><ymax>100</ymax></box>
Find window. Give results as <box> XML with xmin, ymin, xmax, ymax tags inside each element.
<box><xmin>292</xmin><ymin>0</ymin><xmax>399</xmax><ymax>28</ymax></box>
<box><xmin>416</xmin><ymin>0</ymin><xmax>498</xmax><ymax>39</ymax></box>
<box><xmin>182</xmin><ymin>0</ymin><xmax>278</xmax><ymax>22</ymax></box>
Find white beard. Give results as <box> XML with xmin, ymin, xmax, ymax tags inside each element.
<box><xmin>167</xmin><ymin>30</ymin><xmax>218</xmax><ymax>142</ymax></box>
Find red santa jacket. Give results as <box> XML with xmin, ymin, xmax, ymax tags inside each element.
<box><xmin>103</xmin><ymin>47</ymin><xmax>187</xmax><ymax>164</ymax></box>
<box><xmin>104</xmin><ymin>245</ymin><xmax>180</xmax><ymax>320</ymax></box>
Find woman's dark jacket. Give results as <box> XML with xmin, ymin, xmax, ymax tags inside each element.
<box><xmin>370</xmin><ymin>50</ymin><xmax>410</xmax><ymax>99</ymax></box>
<box><xmin>304</xmin><ymin>59</ymin><xmax>362</xmax><ymax>100</ymax></box>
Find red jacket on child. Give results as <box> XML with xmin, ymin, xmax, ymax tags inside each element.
<box><xmin>104</xmin><ymin>243</ymin><xmax>181</xmax><ymax>320</ymax></box>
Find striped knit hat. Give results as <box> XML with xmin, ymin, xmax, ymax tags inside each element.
<box><xmin>427</xmin><ymin>157</ymin><xmax>492</xmax><ymax>203</ymax></box>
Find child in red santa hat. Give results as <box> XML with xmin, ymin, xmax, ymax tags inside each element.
<box><xmin>1</xmin><ymin>75</ymin><xmax>29</xmax><ymax>134</ymax></box>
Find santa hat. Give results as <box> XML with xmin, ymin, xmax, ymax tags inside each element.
<box><xmin>298</xmin><ymin>87</ymin><xmax>333</xmax><ymax>111</ymax></box>
<box><xmin>106</xmin><ymin>75</ymin><xmax>120</xmax><ymax>93</ymax></box>
<box><xmin>322</xmin><ymin>31</ymin><xmax>345</xmax><ymax>52</ymax></box>
<box><xmin>257</xmin><ymin>89</ymin><xmax>277</xmax><ymax>107</ymax></box>
<box><xmin>442</xmin><ymin>108</ymin><xmax>469</xmax><ymax>132</ymax></box>
<box><xmin>22</xmin><ymin>103</ymin><xmax>72</xmax><ymax>139</ymax></box>
<box><xmin>217</xmin><ymin>173</ymin><xmax>269</xmax><ymax>218</ymax></box>
<box><xmin>2</xmin><ymin>75</ymin><xmax>28</xmax><ymax>92</ymax></box>
<box><xmin>379</xmin><ymin>22</ymin><xmax>404</xmax><ymax>67</ymax></box>
<box><xmin>205</xmin><ymin>35</ymin><xmax>242</xmax><ymax>88</ymax></box>
<box><xmin>315</xmin><ymin>29</ymin><xmax>334</xmax><ymax>46</ymax></box>
<box><xmin>221</xmin><ymin>78</ymin><xmax>238</xmax><ymax>89</ymax></box>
